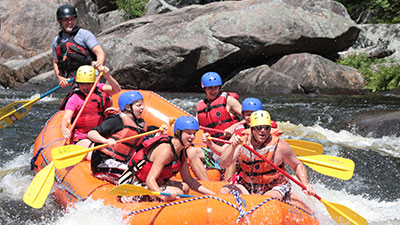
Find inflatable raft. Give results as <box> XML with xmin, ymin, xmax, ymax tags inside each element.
<box><xmin>31</xmin><ymin>90</ymin><xmax>319</xmax><ymax>224</ymax></box>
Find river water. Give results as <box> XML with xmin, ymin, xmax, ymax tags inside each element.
<box><xmin>0</xmin><ymin>83</ymin><xmax>399</xmax><ymax>225</ymax></box>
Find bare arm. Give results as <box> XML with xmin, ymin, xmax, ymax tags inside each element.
<box><xmin>91</xmin><ymin>44</ymin><xmax>106</xmax><ymax>68</ymax></box>
<box><xmin>53</xmin><ymin>59</ymin><xmax>69</xmax><ymax>88</ymax></box>
<box><xmin>99</xmin><ymin>66</ymin><xmax>121</xmax><ymax>96</ymax></box>
<box><xmin>146</xmin><ymin>144</ymin><xmax>174</xmax><ymax>193</ymax></box>
<box><xmin>87</xmin><ymin>130</ymin><xmax>116</xmax><ymax>146</ymax></box>
<box><xmin>278</xmin><ymin>140</ymin><xmax>315</xmax><ymax>195</ymax></box>
<box><xmin>226</xmin><ymin>96</ymin><xmax>242</xmax><ymax>116</ymax></box>
<box><xmin>219</xmin><ymin>134</ymin><xmax>242</xmax><ymax>169</ymax></box>
<box><xmin>180</xmin><ymin>160</ymin><xmax>215</xmax><ymax>195</ymax></box>
<box><xmin>201</xmin><ymin>133</ymin><xmax>225</xmax><ymax>156</ymax></box>
<box><xmin>61</xmin><ymin>110</ymin><xmax>74</xmax><ymax>139</ymax></box>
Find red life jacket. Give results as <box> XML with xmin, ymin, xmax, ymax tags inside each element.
<box><xmin>128</xmin><ymin>135</ymin><xmax>184</xmax><ymax>185</ymax></box>
<box><xmin>100</xmin><ymin>112</ymin><xmax>147</xmax><ymax>162</ymax></box>
<box><xmin>56</xmin><ymin>26</ymin><xmax>96</xmax><ymax>75</ymax></box>
<box><xmin>72</xmin><ymin>87</ymin><xmax>111</xmax><ymax>142</ymax></box>
<box><xmin>197</xmin><ymin>92</ymin><xmax>240</xmax><ymax>139</ymax></box>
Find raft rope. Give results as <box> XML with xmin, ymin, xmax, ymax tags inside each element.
<box><xmin>30</xmin><ymin>113</ymin><xmax>64</xmax><ymax>170</ymax></box>
<box><xmin>127</xmin><ymin>191</ymin><xmax>315</xmax><ymax>223</ymax></box>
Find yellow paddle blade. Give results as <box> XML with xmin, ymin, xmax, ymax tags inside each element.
<box><xmin>298</xmin><ymin>155</ymin><xmax>355</xmax><ymax>180</ymax></box>
<box><xmin>52</xmin><ymin>145</ymin><xmax>88</xmax><ymax>169</ymax></box>
<box><xmin>285</xmin><ymin>139</ymin><xmax>323</xmax><ymax>156</ymax></box>
<box><xmin>23</xmin><ymin>162</ymin><xmax>55</xmax><ymax>209</ymax></box>
<box><xmin>321</xmin><ymin>199</ymin><xmax>367</xmax><ymax>225</ymax></box>
<box><xmin>0</xmin><ymin>99</ymin><xmax>37</xmax><ymax>128</ymax></box>
<box><xmin>109</xmin><ymin>184</ymin><xmax>160</xmax><ymax>196</ymax></box>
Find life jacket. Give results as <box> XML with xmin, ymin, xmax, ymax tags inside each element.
<box><xmin>100</xmin><ymin>112</ymin><xmax>147</xmax><ymax>162</ymax></box>
<box><xmin>56</xmin><ymin>26</ymin><xmax>96</xmax><ymax>75</ymax></box>
<box><xmin>238</xmin><ymin>136</ymin><xmax>288</xmax><ymax>192</ymax></box>
<box><xmin>197</xmin><ymin>92</ymin><xmax>240</xmax><ymax>139</ymax></box>
<box><xmin>72</xmin><ymin>87</ymin><xmax>111</xmax><ymax>142</ymax></box>
<box><xmin>128</xmin><ymin>135</ymin><xmax>184</xmax><ymax>185</ymax></box>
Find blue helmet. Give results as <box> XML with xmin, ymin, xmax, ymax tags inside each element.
<box><xmin>174</xmin><ymin>116</ymin><xmax>199</xmax><ymax>134</ymax></box>
<box><xmin>118</xmin><ymin>91</ymin><xmax>143</xmax><ymax>110</ymax></box>
<box><xmin>242</xmin><ymin>97</ymin><xmax>262</xmax><ymax>112</ymax></box>
<box><xmin>201</xmin><ymin>72</ymin><xmax>222</xmax><ymax>88</ymax></box>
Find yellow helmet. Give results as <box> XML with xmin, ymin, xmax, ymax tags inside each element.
<box><xmin>76</xmin><ymin>65</ymin><xmax>96</xmax><ymax>83</ymax></box>
<box><xmin>250</xmin><ymin>110</ymin><xmax>271</xmax><ymax>127</ymax></box>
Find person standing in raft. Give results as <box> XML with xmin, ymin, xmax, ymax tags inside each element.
<box><xmin>52</xmin><ymin>4</ymin><xmax>105</xmax><ymax>88</ymax></box>
<box><xmin>86</xmin><ymin>91</ymin><xmax>168</xmax><ymax>183</ymax></box>
<box><xmin>60</xmin><ymin>65</ymin><xmax>121</xmax><ymax>145</ymax></box>
<box><xmin>219</xmin><ymin>110</ymin><xmax>315</xmax><ymax>200</ymax></box>
<box><xmin>117</xmin><ymin>116</ymin><xmax>215</xmax><ymax>202</ymax></box>
<box><xmin>186</xmin><ymin>72</ymin><xmax>242</xmax><ymax>181</ymax></box>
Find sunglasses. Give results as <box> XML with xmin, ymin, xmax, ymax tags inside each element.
<box><xmin>253</xmin><ymin>125</ymin><xmax>271</xmax><ymax>131</ymax></box>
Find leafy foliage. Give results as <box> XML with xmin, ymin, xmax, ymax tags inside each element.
<box><xmin>336</xmin><ymin>0</ymin><xmax>400</xmax><ymax>24</ymax></box>
<box><xmin>115</xmin><ymin>0</ymin><xmax>149</xmax><ymax>20</ymax></box>
<box><xmin>337</xmin><ymin>55</ymin><xmax>400</xmax><ymax>92</ymax></box>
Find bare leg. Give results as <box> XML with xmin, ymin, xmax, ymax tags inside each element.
<box><xmin>75</xmin><ymin>139</ymin><xmax>94</xmax><ymax>161</ymax></box>
<box><xmin>220</xmin><ymin>183</ymin><xmax>248</xmax><ymax>194</ymax></box>
<box><xmin>186</xmin><ymin>147</ymin><xmax>209</xmax><ymax>180</ymax></box>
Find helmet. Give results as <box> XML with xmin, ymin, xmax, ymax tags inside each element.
<box><xmin>242</xmin><ymin>98</ymin><xmax>262</xmax><ymax>112</ymax></box>
<box><xmin>118</xmin><ymin>91</ymin><xmax>144</xmax><ymax>111</ymax></box>
<box><xmin>76</xmin><ymin>66</ymin><xmax>95</xmax><ymax>83</ymax></box>
<box><xmin>250</xmin><ymin>110</ymin><xmax>271</xmax><ymax>127</ymax></box>
<box><xmin>201</xmin><ymin>72</ymin><xmax>222</xmax><ymax>88</ymax></box>
<box><xmin>56</xmin><ymin>4</ymin><xmax>77</xmax><ymax>20</ymax></box>
<box><xmin>174</xmin><ymin>116</ymin><xmax>199</xmax><ymax>134</ymax></box>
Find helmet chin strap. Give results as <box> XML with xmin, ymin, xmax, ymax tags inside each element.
<box><xmin>125</xmin><ymin>104</ymin><xmax>142</xmax><ymax>126</ymax></box>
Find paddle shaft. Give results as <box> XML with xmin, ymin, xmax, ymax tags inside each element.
<box><xmin>56</xmin><ymin>129</ymin><xmax>162</xmax><ymax>160</ymax></box>
<box><xmin>200</xmin><ymin>126</ymin><xmax>224</xmax><ymax>134</ymax></box>
<box><xmin>160</xmin><ymin>192</ymin><xmax>195</xmax><ymax>198</ymax></box>
<box><xmin>241</xmin><ymin>143</ymin><xmax>321</xmax><ymax>199</ymax></box>
<box><xmin>0</xmin><ymin>78</ymin><xmax>74</xmax><ymax>122</ymax></box>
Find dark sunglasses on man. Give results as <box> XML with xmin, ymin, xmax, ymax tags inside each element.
<box><xmin>253</xmin><ymin>125</ymin><xmax>271</xmax><ymax>131</ymax></box>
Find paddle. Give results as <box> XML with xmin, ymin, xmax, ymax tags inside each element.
<box><xmin>241</xmin><ymin>143</ymin><xmax>367</xmax><ymax>225</ymax></box>
<box><xmin>109</xmin><ymin>184</ymin><xmax>195</xmax><ymax>198</ymax></box>
<box><xmin>52</xmin><ymin>128</ymin><xmax>163</xmax><ymax>169</ymax></box>
<box><xmin>0</xmin><ymin>78</ymin><xmax>74</xmax><ymax>128</ymax></box>
<box><xmin>200</xmin><ymin>126</ymin><xmax>323</xmax><ymax>156</ymax></box>
<box><xmin>23</xmin><ymin>72</ymin><xmax>103</xmax><ymax>209</ymax></box>
<box><xmin>209</xmin><ymin>137</ymin><xmax>354</xmax><ymax>180</ymax></box>
<box><xmin>23</xmin><ymin>162</ymin><xmax>55</xmax><ymax>209</ymax></box>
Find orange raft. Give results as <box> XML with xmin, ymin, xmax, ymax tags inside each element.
<box><xmin>31</xmin><ymin>90</ymin><xmax>319</xmax><ymax>225</ymax></box>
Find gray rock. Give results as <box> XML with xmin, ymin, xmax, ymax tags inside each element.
<box><xmin>354</xmin><ymin>24</ymin><xmax>400</xmax><ymax>61</ymax></box>
<box><xmin>352</xmin><ymin>111</ymin><xmax>400</xmax><ymax>138</ymax></box>
<box><xmin>271</xmin><ymin>53</ymin><xmax>366</xmax><ymax>95</ymax></box>
<box><xmin>99</xmin><ymin>0</ymin><xmax>360</xmax><ymax>91</ymax></box>
<box><xmin>223</xmin><ymin>65</ymin><xmax>302</xmax><ymax>95</ymax></box>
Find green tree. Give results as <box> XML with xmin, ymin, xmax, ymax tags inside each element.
<box><xmin>336</xmin><ymin>0</ymin><xmax>400</xmax><ymax>24</ymax></box>
<box><xmin>115</xmin><ymin>0</ymin><xmax>149</xmax><ymax>20</ymax></box>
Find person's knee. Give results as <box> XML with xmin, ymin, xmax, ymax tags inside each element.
<box><xmin>181</xmin><ymin>182</ymin><xmax>190</xmax><ymax>194</ymax></box>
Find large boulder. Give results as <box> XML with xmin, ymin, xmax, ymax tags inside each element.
<box><xmin>99</xmin><ymin>0</ymin><xmax>360</xmax><ymax>91</ymax></box>
<box><xmin>270</xmin><ymin>53</ymin><xmax>366</xmax><ymax>95</ymax></box>
<box><xmin>223</xmin><ymin>65</ymin><xmax>303</xmax><ymax>95</ymax></box>
<box><xmin>352</xmin><ymin>111</ymin><xmax>400</xmax><ymax>138</ymax></box>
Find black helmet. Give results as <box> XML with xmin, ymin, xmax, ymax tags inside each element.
<box><xmin>56</xmin><ymin>4</ymin><xmax>77</xmax><ymax>20</ymax></box>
